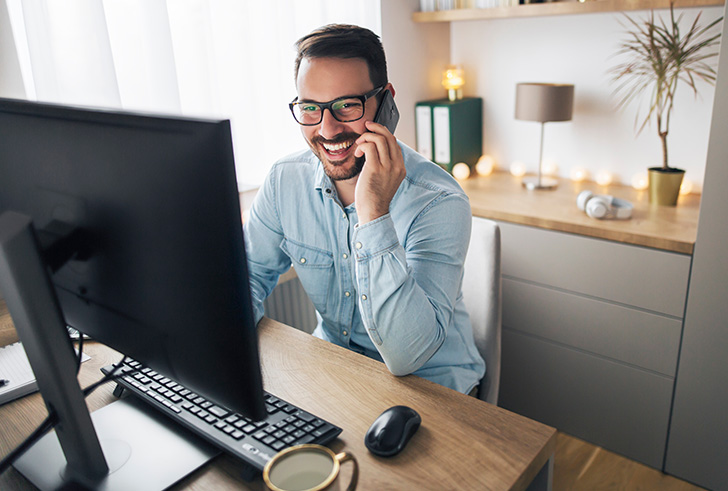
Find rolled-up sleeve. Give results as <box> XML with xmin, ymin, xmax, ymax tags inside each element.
<box><xmin>352</xmin><ymin>193</ymin><xmax>471</xmax><ymax>376</ymax></box>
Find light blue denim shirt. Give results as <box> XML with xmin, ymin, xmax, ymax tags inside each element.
<box><xmin>244</xmin><ymin>141</ymin><xmax>485</xmax><ymax>394</ymax></box>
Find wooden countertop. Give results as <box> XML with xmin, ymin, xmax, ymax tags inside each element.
<box><xmin>460</xmin><ymin>172</ymin><xmax>700</xmax><ymax>254</ymax></box>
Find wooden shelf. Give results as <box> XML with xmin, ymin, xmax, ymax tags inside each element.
<box><xmin>460</xmin><ymin>172</ymin><xmax>700</xmax><ymax>254</ymax></box>
<box><xmin>413</xmin><ymin>0</ymin><xmax>724</xmax><ymax>22</ymax></box>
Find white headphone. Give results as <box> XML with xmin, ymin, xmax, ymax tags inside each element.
<box><xmin>576</xmin><ymin>190</ymin><xmax>633</xmax><ymax>220</ymax></box>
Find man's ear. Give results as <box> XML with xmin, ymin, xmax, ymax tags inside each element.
<box><xmin>384</xmin><ymin>83</ymin><xmax>395</xmax><ymax>98</ymax></box>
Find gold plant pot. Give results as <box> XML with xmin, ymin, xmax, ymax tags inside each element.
<box><xmin>648</xmin><ymin>167</ymin><xmax>685</xmax><ymax>206</ymax></box>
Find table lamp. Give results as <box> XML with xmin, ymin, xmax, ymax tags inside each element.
<box><xmin>515</xmin><ymin>83</ymin><xmax>574</xmax><ymax>190</ymax></box>
<box><xmin>442</xmin><ymin>65</ymin><xmax>465</xmax><ymax>101</ymax></box>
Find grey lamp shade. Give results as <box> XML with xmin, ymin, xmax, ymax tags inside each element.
<box><xmin>515</xmin><ymin>83</ymin><xmax>574</xmax><ymax>123</ymax></box>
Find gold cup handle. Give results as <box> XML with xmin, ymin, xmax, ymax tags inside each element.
<box><xmin>334</xmin><ymin>452</ymin><xmax>358</xmax><ymax>491</ymax></box>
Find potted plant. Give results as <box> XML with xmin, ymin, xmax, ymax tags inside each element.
<box><xmin>610</xmin><ymin>1</ymin><xmax>723</xmax><ymax>205</ymax></box>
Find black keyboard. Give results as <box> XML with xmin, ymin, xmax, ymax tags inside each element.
<box><xmin>101</xmin><ymin>358</ymin><xmax>342</xmax><ymax>471</ymax></box>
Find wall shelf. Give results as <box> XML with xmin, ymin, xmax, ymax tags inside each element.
<box><xmin>412</xmin><ymin>0</ymin><xmax>724</xmax><ymax>22</ymax></box>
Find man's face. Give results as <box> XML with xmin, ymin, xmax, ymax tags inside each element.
<box><xmin>295</xmin><ymin>57</ymin><xmax>378</xmax><ymax>182</ymax></box>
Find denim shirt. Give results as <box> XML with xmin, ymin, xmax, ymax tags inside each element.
<box><xmin>244</xmin><ymin>141</ymin><xmax>485</xmax><ymax>394</ymax></box>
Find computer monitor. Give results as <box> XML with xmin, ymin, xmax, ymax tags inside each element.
<box><xmin>0</xmin><ymin>97</ymin><xmax>266</xmax><ymax>488</ymax></box>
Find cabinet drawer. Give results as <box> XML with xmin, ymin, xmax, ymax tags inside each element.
<box><xmin>503</xmin><ymin>278</ymin><xmax>682</xmax><ymax>376</ymax></box>
<box><xmin>500</xmin><ymin>329</ymin><xmax>673</xmax><ymax>469</ymax></box>
<box><xmin>498</xmin><ymin>221</ymin><xmax>691</xmax><ymax>317</ymax></box>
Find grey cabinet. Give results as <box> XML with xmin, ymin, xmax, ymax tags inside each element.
<box><xmin>497</xmin><ymin>221</ymin><xmax>691</xmax><ymax>469</ymax></box>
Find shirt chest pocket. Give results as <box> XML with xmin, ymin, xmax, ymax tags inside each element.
<box><xmin>280</xmin><ymin>239</ymin><xmax>334</xmax><ymax>311</ymax></box>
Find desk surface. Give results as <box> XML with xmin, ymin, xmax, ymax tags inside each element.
<box><xmin>461</xmin><ymin>172</ymin><xmax>700</xmax><ymax>254</ymax></box>
<box><xmin>0</xmin><ymin>317</ymin><xmax>556</xmax><ymax>490</ymax></box>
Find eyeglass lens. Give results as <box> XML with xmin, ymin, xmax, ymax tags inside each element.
<box><xmin>292</xmin><ymin>98</ymin><xmax>365</xmax><ymax>125</ymax></box>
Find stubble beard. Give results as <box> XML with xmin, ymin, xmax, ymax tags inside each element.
<box><xmin>309</xmin><ymin>133</ymin><xmax>365</xmax><ymax>181</ymax></box>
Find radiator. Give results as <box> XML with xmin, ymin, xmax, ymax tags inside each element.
<box><xmin>263</xmin><ymin>276</ymin><xmax>317</xmax><ymax>334</ymax></box>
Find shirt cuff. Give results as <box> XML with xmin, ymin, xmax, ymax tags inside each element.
<box><xmin>352</xmin><ymin>213</ymin><xmax>399</xmax><ymax>259</ymax></box>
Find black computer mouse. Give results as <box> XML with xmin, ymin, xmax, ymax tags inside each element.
<box><xmin>364</xmin><ymin>405</ymin><xmax>421</xmax><ymax>457</ymax></box>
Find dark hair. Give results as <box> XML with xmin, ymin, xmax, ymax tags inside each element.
<box><xmin>294</xmin><ymin>24</ymin><xmax>388</xmax><ymax>88</ymax></box>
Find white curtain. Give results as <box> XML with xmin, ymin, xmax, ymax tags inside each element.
<box><xmin>4</xmin><ymin>0</ymin><xmax>381</xmax><ymax>186</ymax></box>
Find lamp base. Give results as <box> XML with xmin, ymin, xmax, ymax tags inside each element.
<box><xmin>522</xmin><ymin>176</ymin><xmax>558</xmax><ymax>190</ymax></box>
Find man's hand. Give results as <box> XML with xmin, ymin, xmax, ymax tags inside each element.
<box><xmin>353</xmin><ymin>120</ymin><xmax>406</xmax><ymax>224</ymax></box>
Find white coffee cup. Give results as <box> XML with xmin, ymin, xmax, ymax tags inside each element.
<box><xmin>263</xmin><ymin>444</ymin><xmax>358</xmax><ymax>491</ymax></box>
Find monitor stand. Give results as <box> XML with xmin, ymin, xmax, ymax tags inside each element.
<box><xmin>0</xmin><ymin>212</ymin><xmax>218</xmax><ymax>490</ymax></box>
<box><xmin>14</xmin><ymin>396</ymin><xmax>219</xmax><ymax>491</ymax></box>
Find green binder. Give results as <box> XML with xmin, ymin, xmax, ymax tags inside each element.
<box><xmin>415</xmin><ymin>97</ymin><xmax>483</xmax><ymax>173</ymax></box>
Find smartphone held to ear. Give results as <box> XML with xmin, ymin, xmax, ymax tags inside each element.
<box><xmin>373</xmin><ymin>89</ymin><xmax>399</xmax><ymax>134</ymax></box>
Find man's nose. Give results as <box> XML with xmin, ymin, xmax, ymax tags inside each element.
<box><xmin>318</xmin><ymin>108</ymin><xmax>346</xmax><ymax>140</ymax></box>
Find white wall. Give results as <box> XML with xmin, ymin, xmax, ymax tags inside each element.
<box><xmin>380</xmin><ymin>0</ymin><xmax>451</xmax><ymax>149</ymax></box>
<box><xmin>385</xmin><ymin>5</ymin><xmax>723</xmax><ymax>190</ymax></box>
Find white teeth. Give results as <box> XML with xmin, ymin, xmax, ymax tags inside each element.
<box><xmin>322</xmin><ymin>141</ymin><xmax>353</xmax><ymax>152</ymax></box>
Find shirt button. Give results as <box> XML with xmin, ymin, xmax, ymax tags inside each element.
<box><xmin>343</xmin><ymin>330</ymin><xmax>348</xmax><ymax>336</ymax></box>
<box><xmin>299</xmin><ymin>257</ymin><xmax>306</xmax><ymax>264</ymax></box>
<box><xmin>342</xmin><ymin>253</ymin><xmax>348</xmax><ymax>259</ymax></box>
<box><xmin>355</xmin><ymin>242</ymin><xmax>363</xmax><ymax>249</ymax></box>
<box><xmin>325</xmin><ymin>189</ymin><xmax>332</xmax><ymax>194</ymax></box>
<box><xmin>344</xmin><ymin>291</ymin><xmax>351</xmax><ymax>297</ymax></box>
<box><xmin>361</xmin><ymin>294</ymin><xmax>367</xmax><ymax>301</ymax></box>
<box><xmin>342</xmin><ymin>213</ymin><xmax>346</xmax><ymax>219</ymax></box>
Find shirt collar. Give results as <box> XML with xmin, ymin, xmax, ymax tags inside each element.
<box><xmin>313</xmin><ymin>157</ymin><xmax>329</xmax><ymax>192</ymax></box>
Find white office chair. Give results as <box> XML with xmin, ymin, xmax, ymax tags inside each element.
<box><xmin>462</xmin><ymin>217</ymin><xmax>502</xmax><ymax>405</ymax></box>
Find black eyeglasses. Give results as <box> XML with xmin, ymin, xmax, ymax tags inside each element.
<box><xmin>289</xmin><ymin>86</ymin><xmax>384</xmax><ymax>126</ymax></box>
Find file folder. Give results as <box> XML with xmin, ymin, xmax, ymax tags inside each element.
<box><xmin>415</xmin><ymin>97</ymin><xmax>482</xmax><ymax>173</ymax></box>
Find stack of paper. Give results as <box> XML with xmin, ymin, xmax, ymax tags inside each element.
<box><xmin>0</xmin><ymin>342</ymin><xmax>38</xmax><ymax>405</ymax></box>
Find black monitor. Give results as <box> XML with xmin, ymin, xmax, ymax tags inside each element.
<box><xmin>0</xmin><ymin>98</ymin><xmax>266</xmax><ymax>488</ymax></box>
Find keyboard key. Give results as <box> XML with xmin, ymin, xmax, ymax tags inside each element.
<box><xmin>231</xmin><ymin>430</ymin><xmax>244</xmax><ymax>440</ymax></box>
<box><xmin>295</xmin><ymin>435</ymin><xmax>315</xmax><ymax>445</ymax></box>
<box><xmin>208</xmin><ymin>405</ymin><xmax>229</xmax><ymax>418</ymax></box>
<box><xmin>312</xmin><ymin>424</ymin><xmax>337</xmax><ymax>439</ymax></box>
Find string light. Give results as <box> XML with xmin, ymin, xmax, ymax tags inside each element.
<box><xmin>542</xmin><ymin>160</ymin><xmax>558</xmax><ymax>177</ymax></box>
<box><xmin>510</xmin><ymin>161</ymin><xmax>526</xmax><ymax>177</ymax></box>
<box><xmin>680</xmin><ymin>179</ymin><xmax>694</xmax><ymax>195</ymax></box>
<box><xmin>452</xmin><ymin>162</ymin><xmax>471</xmax><ymax>180</ymax></box>
<box><xmin>475</xmin><ymin>155</ymin><xmax>495</xmax><ymax>176</ymax></box>
<box><xmin>569</xmin><ymin>167</ymin><xmax>589</xmax><ymax>182</ymax></box>
<box><xmin>631</xmin><ymin>173</ymin><xmax>648</xmax><ymax>190</ymax></box>
<box><xmin>595</xmin><ymin>170</ymin><xmax>613</xmax><ymax>186</ymax></box>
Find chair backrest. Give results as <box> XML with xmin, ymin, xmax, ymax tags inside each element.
<box><xmin>462</xmin><ymin>217</ymin><xmax>502</xmax><ymax>405</ymax></box>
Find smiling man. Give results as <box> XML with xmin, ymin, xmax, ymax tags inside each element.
<box><xmin>244</xmin><ymin>24</ymin><xmax>485</xmax><ymax>394</ymax></box>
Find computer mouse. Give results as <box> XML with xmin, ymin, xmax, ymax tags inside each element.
<box><xmin>364</xmin><ymin>405</ymin><xmax>421</xmax><ymax>457</ymax></box>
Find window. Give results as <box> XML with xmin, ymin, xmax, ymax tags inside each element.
<box><xmin>3</xmin><ymin>0</ymin><xmax>381</xmax><ymax>186</ymax></box>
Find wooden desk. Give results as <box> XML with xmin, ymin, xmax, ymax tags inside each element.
<box><xmin>0</xmin><ymin>317</ymin><xmax>556</xmax><ymax>490</ymax></box>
